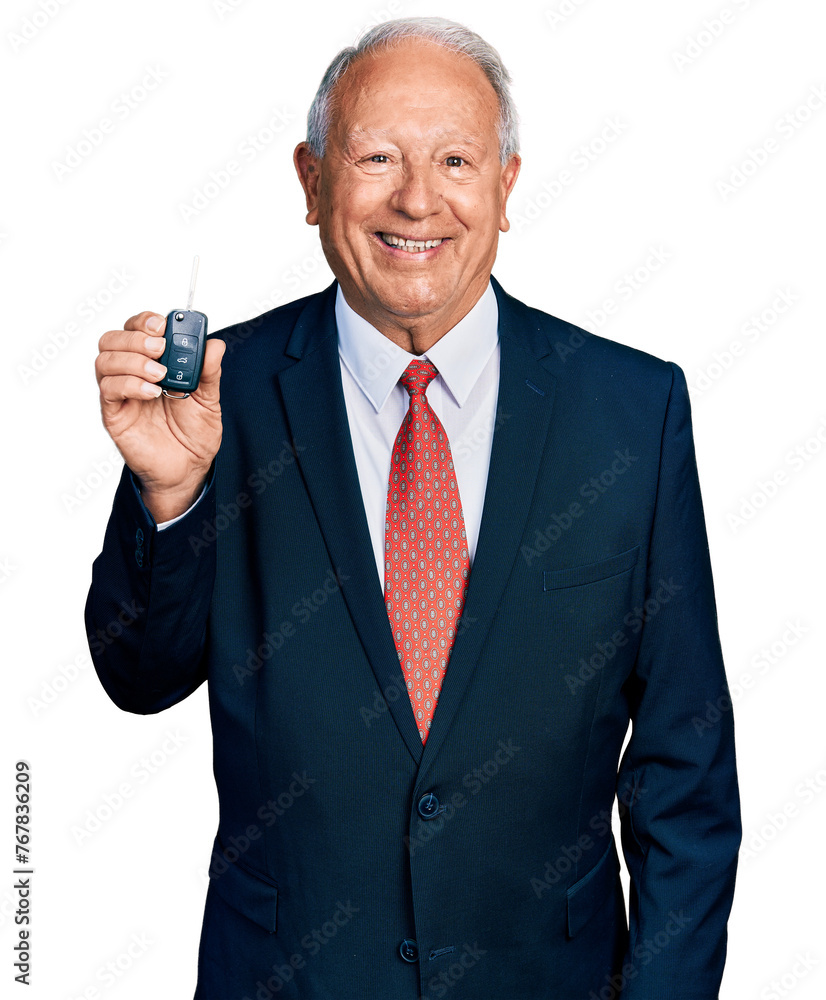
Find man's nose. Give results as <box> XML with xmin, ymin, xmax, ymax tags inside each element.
<box><xmin>390</xmin><ymin>162</ymin><xmax>442</xmax><ymax>218</ymax></box>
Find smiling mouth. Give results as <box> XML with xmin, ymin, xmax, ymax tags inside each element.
<box><xmin>378</xmin><ymin>232</ymin><xmax>446</xmax><ymax>253</ymax></box>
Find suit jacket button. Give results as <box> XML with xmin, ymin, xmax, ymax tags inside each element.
<box><xmin>399</xmin><ymin>939</ymin><xmax>418</xmax><ymax>963</ymax></box>
<box><xmin>418</xmin><ymin>792</ymin><xmax>440</xmax><ymax>819</ymax></box>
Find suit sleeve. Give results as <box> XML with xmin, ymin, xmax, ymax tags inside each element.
<box><xmin>615</xmin><ymin>363</ymin><xmax>741</xmax><ymax>999</ymax></box>
<box><xmin>84</xmin><ymin>460</ymin><xmax>217</xmax><ymax>714</ymax></box>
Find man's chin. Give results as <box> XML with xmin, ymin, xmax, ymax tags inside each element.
<box><xmin>336</xmin><ymin>271</ymin><xmax>470</xmax><ymax>334</ymax></box>
<box><xmin>366</xmin><ymin>280</ymin><xmax>452</xmax><ymax>323</ymax></box>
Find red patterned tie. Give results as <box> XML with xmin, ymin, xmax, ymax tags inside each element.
<box><xmin>384</xmin><ymin>360</ymin><xmax>470</xmax><ymax>743</ymax></box>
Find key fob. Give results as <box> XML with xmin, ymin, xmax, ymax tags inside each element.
<box><xmin>157</xmin><ymin>309</ymin><xmax>208</xmax><ymax>397</ymax></box>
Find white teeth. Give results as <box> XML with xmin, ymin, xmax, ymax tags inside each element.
<box><xmin>380</xmin><ymin>233</ymin><xmax>444</xmax><ymax>252</ymax></box>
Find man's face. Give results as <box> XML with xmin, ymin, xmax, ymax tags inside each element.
<box><xmin>295</xmin><ymin>37</ymin><xmax>521</xmax><ymax>346</ymax></box>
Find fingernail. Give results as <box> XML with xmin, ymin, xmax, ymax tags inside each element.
<box><xmin>143</xmin><ymin>383</ymin><xmax>163</xmax><ymax>397</ymax></box>
<box><xmin>145</xmin><ymin>360</ymin><xmax>167</xmax><ymax>378</ymax></box>
<box><xmin>144</xmin><ymin>336</ymin><xmax>167</xmax><ymax>352</ymax></box>
<box><xmin>146</xmin><ymin>316</ymin><xmax>162</xmax><ymax>332</ymax></box>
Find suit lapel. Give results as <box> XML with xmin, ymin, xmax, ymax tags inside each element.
<box><xmin>277</xmin><ymin>283</ymin><xmax>425</xmax><ymax>765</ymax></box>
<box><xmin>275</xmin><ymin>278</ymin><xmax>559</xmax><ymax>773</ymax></box>
<box><xmin>417</xmin><ymin>277</ymin><xmax>558</xmax><ymax>774</ymax></box>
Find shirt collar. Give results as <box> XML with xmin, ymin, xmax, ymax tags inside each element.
<box><xmin>336</xmin><ymin>281</ymin><xmax>499</xmax><ymax>413</ymax></box>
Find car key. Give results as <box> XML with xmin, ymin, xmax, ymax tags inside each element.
<box><xmin>157</xmin><ymin>255</ymin><xmax>208</xmax><ymax>398</ymax></box>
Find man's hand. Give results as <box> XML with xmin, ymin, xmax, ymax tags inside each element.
<box><xmin>95</xmin><ymin>311</ymin><xmax>226</xmax><ymax>523</ymax></box>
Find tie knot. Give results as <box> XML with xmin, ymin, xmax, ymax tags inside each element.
<box><xmin>400</xmin><ymin>359</ymin><xmax>438</xmax><ymax>397</ymax></box>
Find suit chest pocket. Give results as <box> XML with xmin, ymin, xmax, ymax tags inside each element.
<box><xmin>539</xmin><ymin>546</ymin><xmax>641</xmax><ymax>685</ymax></box>
<box><xmin>543</xmin><ymin>545</ymin><xmax>639</xmax><ymax>592</ymax></box>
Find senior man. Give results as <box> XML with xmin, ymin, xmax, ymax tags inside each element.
<box><xmin>87</xmin><ymin>16</ymin><xmax>741</xmax><ymax>1000</ymax></box>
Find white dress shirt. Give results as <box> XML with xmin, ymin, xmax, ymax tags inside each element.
<box><xmin>335</xmin><ymin>282</ymin><xmax>499</xmax><ymax>585</ymax></box>
<box><xmin>157</xmin><ymin>282</ymin><xmax>501</xmax><ymax>589</ymax></box>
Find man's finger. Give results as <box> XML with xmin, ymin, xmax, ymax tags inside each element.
<box><xmin>124</xmin><ymin>311</ymin><xmax>167</xmax><ymax>335</ymax></box>
<box><xmin>96</xmin><ymin>350</ymin><xmax>168</xmax><ymax>385</ymax></box>
<box><xmin>96</xmin><ymin>330</ymin><xmax>168</xmax><ymax>376</ymax></box>
<box><xmin>100</xmin><ymin>374</ymin><xmax>163</xmax><ymax>410</ymax></box>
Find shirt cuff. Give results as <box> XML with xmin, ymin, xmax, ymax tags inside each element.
<box><xmin>153</xmin><ymin>480</ymin><xmax>209</xmax><ymax>529</ymax></box>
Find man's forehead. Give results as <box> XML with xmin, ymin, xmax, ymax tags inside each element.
<box><xmin>342</xmin><ymin>123</ymin><xmax>490</xmax><ymax>152</ymax></box>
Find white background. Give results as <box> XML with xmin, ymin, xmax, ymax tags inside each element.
<box><xmin>3</xmin><ymin>0</ymin><xmax>825</xmax><ymax>997</ymax></box>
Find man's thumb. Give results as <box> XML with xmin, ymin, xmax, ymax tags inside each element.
<box><xmin>196</xmin><ymin>337</ymin><xmax>226</xmax><ymax>399</ymax></box>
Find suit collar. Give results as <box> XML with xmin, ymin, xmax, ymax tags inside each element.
<box><xmin>489</xmin><ymin>273</ymin><xmax>558</xmax><ymax>362</ymax></box>
<box><xmin>283</xmin><ymin>275</ymin><xmax>562</xmax><ymax>366</ymax></box>
<box><xmin>283</xmin><ymin>281</ymin><xmax>338</xmax><ymax>359</ymax></box>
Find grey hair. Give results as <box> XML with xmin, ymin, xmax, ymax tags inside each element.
<box><xmin>305</xmin><ymin>17</ymin><xmax>520</xmax><ymax>165</ymax></box>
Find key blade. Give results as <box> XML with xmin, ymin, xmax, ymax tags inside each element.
<box><xmin>186</xmin><ymin>255</ymin><xmax>200</xmax><ymax>311</ymax></box>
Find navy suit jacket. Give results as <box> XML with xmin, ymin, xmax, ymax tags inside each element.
<box><xmin>86</xmin><ymin>277</ymin><xmax>741</xmax><ymax>999</ymax></box>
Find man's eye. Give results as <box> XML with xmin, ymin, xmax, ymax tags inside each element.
<box><xmin>445</xmin><ymin>156</ymin><xmax>465</xmax><ymax>167</ymax></box>
<box><xmin>369</xmin><ymin>154</ymin><xmax>389</xmax><ymax>163</ymax></box>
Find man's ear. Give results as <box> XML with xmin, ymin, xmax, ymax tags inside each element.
<box><xmin>498</xmin><ymin>154</ymin><xmax>521</xmax><ymax>233</ymax></box>
<box><xmin>294</xmin><ymin>142</ymin><xmax>322</xmax><ymax>226</ymax></box>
